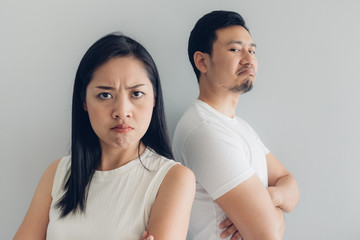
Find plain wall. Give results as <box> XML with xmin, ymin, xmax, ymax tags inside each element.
<box><xmin>1</xmin><ymin>0</ymin><xmax>359</xmax><ymax>239</ymax></box>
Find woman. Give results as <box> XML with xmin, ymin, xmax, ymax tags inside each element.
<box><xmin>14</xmin><ymin>33</ymin><xmax>195</xmax><ymax>240</ymax></box>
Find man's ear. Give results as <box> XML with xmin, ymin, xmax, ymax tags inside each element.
<box><xmin>193</xmin><ymin>51</ymin><xmax>208</xmax><ymax>74</ymax></box>
<box><xmin>83</xmin><ymin>102</ymin><xmax>88</xmax><ymax>111</ymax></box>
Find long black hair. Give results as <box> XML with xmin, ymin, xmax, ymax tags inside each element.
<box><xmin>56</xmin><ymin>33</ymin><xmax>173</xmax><ymax>217</ymax></box>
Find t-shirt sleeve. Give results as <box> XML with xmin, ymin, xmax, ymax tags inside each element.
<box><xmin>182</xmin><ymin>122</ymin><xmax>255</xmax><ymax>200</ymax></box>
<box><xmin>240</xmin><ymin>119</ymin><xmax>270</xmax><ymax>155</ymax></box>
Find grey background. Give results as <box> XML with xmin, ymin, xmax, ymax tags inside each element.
<box><xmin>1</xmin><ymin>0</ymin><xmax>359</xmax><ymax>239</ymax></box>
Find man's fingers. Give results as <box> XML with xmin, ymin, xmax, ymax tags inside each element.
<box><xmin>230</xmin><ymin>231</ymin><xmax>242</xmax><ymax>240</ymax></box>
<box><xmin>139</xmin><ymin>231</ymin><xmax>148</xmax><ymax>240</ymax></box>
<box><xmin>139</xmin><ymin>231</ymin><xmax>154</xmax><ymax>240</ymax></box>
<box><xmin>220</xmin><ymin>224</ymin><xmax>237</xmax><ymax>239</ymax></box>
<box><xmin>219</xmin><ymin>217</ymin><xmax>233</xmax><ymax>229</ymax></box>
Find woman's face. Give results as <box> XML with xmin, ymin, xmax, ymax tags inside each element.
<box><xmin>84</xmin><ymin>56</ymin><xmax>155</xmax><ymax>152</ymax></box>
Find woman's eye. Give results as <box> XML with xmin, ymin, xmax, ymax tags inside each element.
<box><xmin>132</xmin><ymin>91</ymin><xmax>144</xmax><ymax>98</ymax></box>
<box><xmin>98</xmin><ymin>93</ymin><xmax>112</xmax><ymax>99</ymax></box>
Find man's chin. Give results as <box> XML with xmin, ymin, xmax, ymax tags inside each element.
<box><xmin>229</xmin><ymin>80</ymin><xmax>253</xmax><ymax>94</ymax></box>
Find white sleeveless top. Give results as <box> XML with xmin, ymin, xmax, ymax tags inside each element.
<box><xmin>47</xmin><ymin>148</ymin><xmax>178</xmax><ymax>240</ymax></box>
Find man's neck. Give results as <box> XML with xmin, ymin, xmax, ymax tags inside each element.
<box><xmin>198</xmin><ymin>90</ymin><xmax>239</xmax><ymax>118</ymax></box>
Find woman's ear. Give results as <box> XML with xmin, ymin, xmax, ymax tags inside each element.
<box><xmin>193</xmin><ymin>51</ymin><xmax>209</xmax><ymax>74</ymax></box>
<box><xmin>83</xmin><ymin>102</ymin><xmax>88</xmax><ymax>111</ymax></box>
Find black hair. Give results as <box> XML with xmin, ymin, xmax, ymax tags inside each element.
<box><xmin>188</xmin><ymin>10</ymin><xmax>249</xmax><ymax>82</ymax></box>
<box><xmin>56</xmin><ymin>33</ymin><xmax>173</xmax><ymax>217</ymax></box>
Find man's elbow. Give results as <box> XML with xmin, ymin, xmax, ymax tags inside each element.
<box><xmin>251</xmin><ymin>228</ymin><xmax>284</xmax><ymax>240</ymax></box>
<box><xmin>264</xmin><ymin>218</ymin><xmax>285</xmax><ymax>240</ymax></box>
<box><xmin>246</xmin><ymin>217</ymin><xmax>285</xmax><ymax>240</ymax></box>
<box><xmin>264</xmin><ymin>207</ymin><xmax>286</xmax><ymax>240</ymax></box>
<box><xmin>283</xmin><ymin>185</ymin><xmax>300</xmax><ymax>213</ymax></box>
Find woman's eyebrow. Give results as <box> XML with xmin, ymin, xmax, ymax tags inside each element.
<box><xmin>94</xmin><ymin>84</ymin><xmax>147</xmax><ymax>90</ymax></box>
<box><xmin>95</xmin><ymin>86</ymin><xmax>115</xmax><ymax>90</ymax></box>
<box><xmin>126</xmin><ymin>83</ymin><xmax>146</xmax><ymax>90</ymax></box>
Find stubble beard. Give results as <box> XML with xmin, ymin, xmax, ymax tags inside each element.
<box><xmin>229</xmin><ymin>79</ymin><xmax>253</xmax><ymax>94</ymax></box>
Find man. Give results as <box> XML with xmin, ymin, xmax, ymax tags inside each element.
<box><xmin>173</xmin><ymin>10</ymin><xmax>300</xmax><ymax>240</ymax></box>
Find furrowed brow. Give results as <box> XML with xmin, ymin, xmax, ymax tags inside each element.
<box><xmin>95</xmin><ymin>86</ymin><xmax>115</xmax><ymax>90</ymax></box>
<box><xmin>126</xmin><ymin>84</ymin><xmax>146</xmax><ymax>90</ymax></box>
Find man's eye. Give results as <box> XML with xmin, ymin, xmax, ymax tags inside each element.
<box><xmin>132</xmin><ymin>91</ymin><xmax>144</xmax><ymax>98</ymax></box>
<box><xmin>230</xmin><ymin>48</ymin><xmax>240</xmax><ymax>52</ymax></box>
<box><xmin>249</xmin><ymin>50</ymin><xmax>256</xmax><ymax>55</ymax></box>
<box><xmin>98</xmin><ymin>93</ymin><xmax>112</xmax><ymax>99</ymax></box>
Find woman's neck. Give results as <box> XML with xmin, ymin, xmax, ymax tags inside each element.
<box><xmin>98</xmin><ymin>142</ymin><xmax>146</xmax><ymax>171</ymax></box>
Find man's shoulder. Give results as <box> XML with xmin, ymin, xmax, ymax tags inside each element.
<box><xmin>173</xmin><ymin>102</ymin><xmax>218</xmax><ymax>159</ymax></box>
<box><xmin>174</xmin><ymin>102</ymin><xmax>207</xmax><ymax>135</ymax></box>
<box><xmin>178</xmin><ymin>103</ymin><xmax>200</xmax><ymax>123</ymax></box>
<box><xmin>176</xmin><ymin>101</ymin><xmax>224</xmax><ymax>129</ymax></box>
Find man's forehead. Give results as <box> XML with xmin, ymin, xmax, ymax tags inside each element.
<box><xmin>215</xmin><ymin>26</ymin><xmax>255</xmax><ymax>45</ymax></box>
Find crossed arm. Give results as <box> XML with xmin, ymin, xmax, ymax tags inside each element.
<box><xmin>143</xmin><ymin>164</ymin><xmax>196</xmax><ymax>240</ymax></box>
<box><xmin>217</xmin><ymin>153</ymin><xmax>300</xmax><ymax>240</ymax></box>
<box><xmin>13</xmin><ymin>159</ymin><xmax>60</xmax><ymax>240</ymax></box>
<box><xmin>14</xmin><ymin>161</ymin><xmax>195</xmax><ymax>240</ymax></box>
<box><xmin>133</xmin><ymin>164</ymin><xmax>197</xmax><ymax>240</ymax></box>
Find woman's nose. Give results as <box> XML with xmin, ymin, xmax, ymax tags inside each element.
<box><xmin>112</xmin><ymin>97</ymin><xmax>132</xmax><ymax>119</ymax></box>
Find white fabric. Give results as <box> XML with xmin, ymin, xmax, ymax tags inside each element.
<box><xmin>47</xmin><ymin>148</ymin><xmax>178</xmax><ymax>240</ymax></box>
<box><xmin>172</xmin><ymin>100</ymin><xmax>270</xmax><ymax>240</ymax></box>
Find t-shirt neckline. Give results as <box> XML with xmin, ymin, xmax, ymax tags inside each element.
<box><xmin>195</xmin><ymin>99</ymin><xmax>237</xmax><ymax>122</ymax></box>
<box><xmin>93</xmin><ymin>147</ymin><xmax>150</xmax><ymax>179</ymax></box>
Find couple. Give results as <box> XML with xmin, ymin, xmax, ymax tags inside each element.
<box><xmin>14</xmin><ymin>10</ymin><xmax>299</xmax><ymax>240</ymax></box>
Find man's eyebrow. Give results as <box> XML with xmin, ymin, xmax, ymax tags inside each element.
<box><xmin>227</xmin><ymin>40</ymin><xmax>257</xmax><ymax>48</ymax></box>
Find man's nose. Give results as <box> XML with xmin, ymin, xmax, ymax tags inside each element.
<box><xmin>240</xmin><ymin>50</ymin><xmax>256</xmax><ymax>66</ymax></box>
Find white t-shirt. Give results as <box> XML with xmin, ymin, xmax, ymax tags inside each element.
<box><xmin>172</xmin><ymin>100</ymin><xmax>270</xmax><ymax>240</ymax></box>
<box><xmin>47</xmin><ymin>148</ymin><xmax>178</xmax><ymax>240</ymax></box>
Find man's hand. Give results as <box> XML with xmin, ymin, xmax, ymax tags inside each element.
<box><xmin>139</xmin><ymin>231</ymin><xmax>154</xmax><ymax>240</ymax></box>
<box><xmin>219</xmin><ymin>217</ymin><xmax>243</xmax><ymax>240</ymax></box>
<box><xmin>266</xmin><ymin>153</ymin><xmax>300</xmax><ymax>213</ymax></box>
<box><xmin>267</xmin><ymin>186</ymin><xmax>283</xmax><ymax>207</ymax></box>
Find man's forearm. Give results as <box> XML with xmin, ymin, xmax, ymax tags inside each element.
<box><xmin>275</xmin><ymin>206</ymin><xmax>285</xmax><ymax>239</ymax></box>
<box><xmin>269</xmin><ymin>173</ymin><xmax>300</xmax><ymax>212</ymax></box>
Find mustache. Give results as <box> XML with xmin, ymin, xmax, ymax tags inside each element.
<box><xmin>236</xmin><ymin>65</ymin><xmax>254</xmax><ymax>75</ymax></box>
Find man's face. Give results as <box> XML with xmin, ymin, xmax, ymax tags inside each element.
<box><xmin>205</xmin><ymin>25</ymin><xmax>257</xmax><ymax>94</ymax></box>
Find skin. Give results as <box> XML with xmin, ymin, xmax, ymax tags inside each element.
<box><xmin>13</xmin><ymin>159</ymin><xmax>60</xmax><ymax>240</ymax></box>
<box><xmin>14</xmin><ymin>56</ymin><xmax>195</xmax><ymax>240</ymax></box>
<box><xmin>84</xmin><ymin>56</ymin><xmax>155</xmax><ymax>169</ymax></box>
<box><xmin>140</xmin><ymin>231</ymin><xmax>154</xmax><ymax>240</ymax></box>
<box><xmin>194</xmin><ymin>26</ymin><xmax>257</xmax><ymax>118</ymax></box>
<box><xmin>193</xmin><ymin>25</ymin><xmax>300</xmax><ymax>240</ymax></box>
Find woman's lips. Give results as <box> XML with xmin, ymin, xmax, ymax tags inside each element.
<box><xmin>111</xmin><ymin>124</ymin><xmax>134</xmax><ymax>133</ymax></box>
